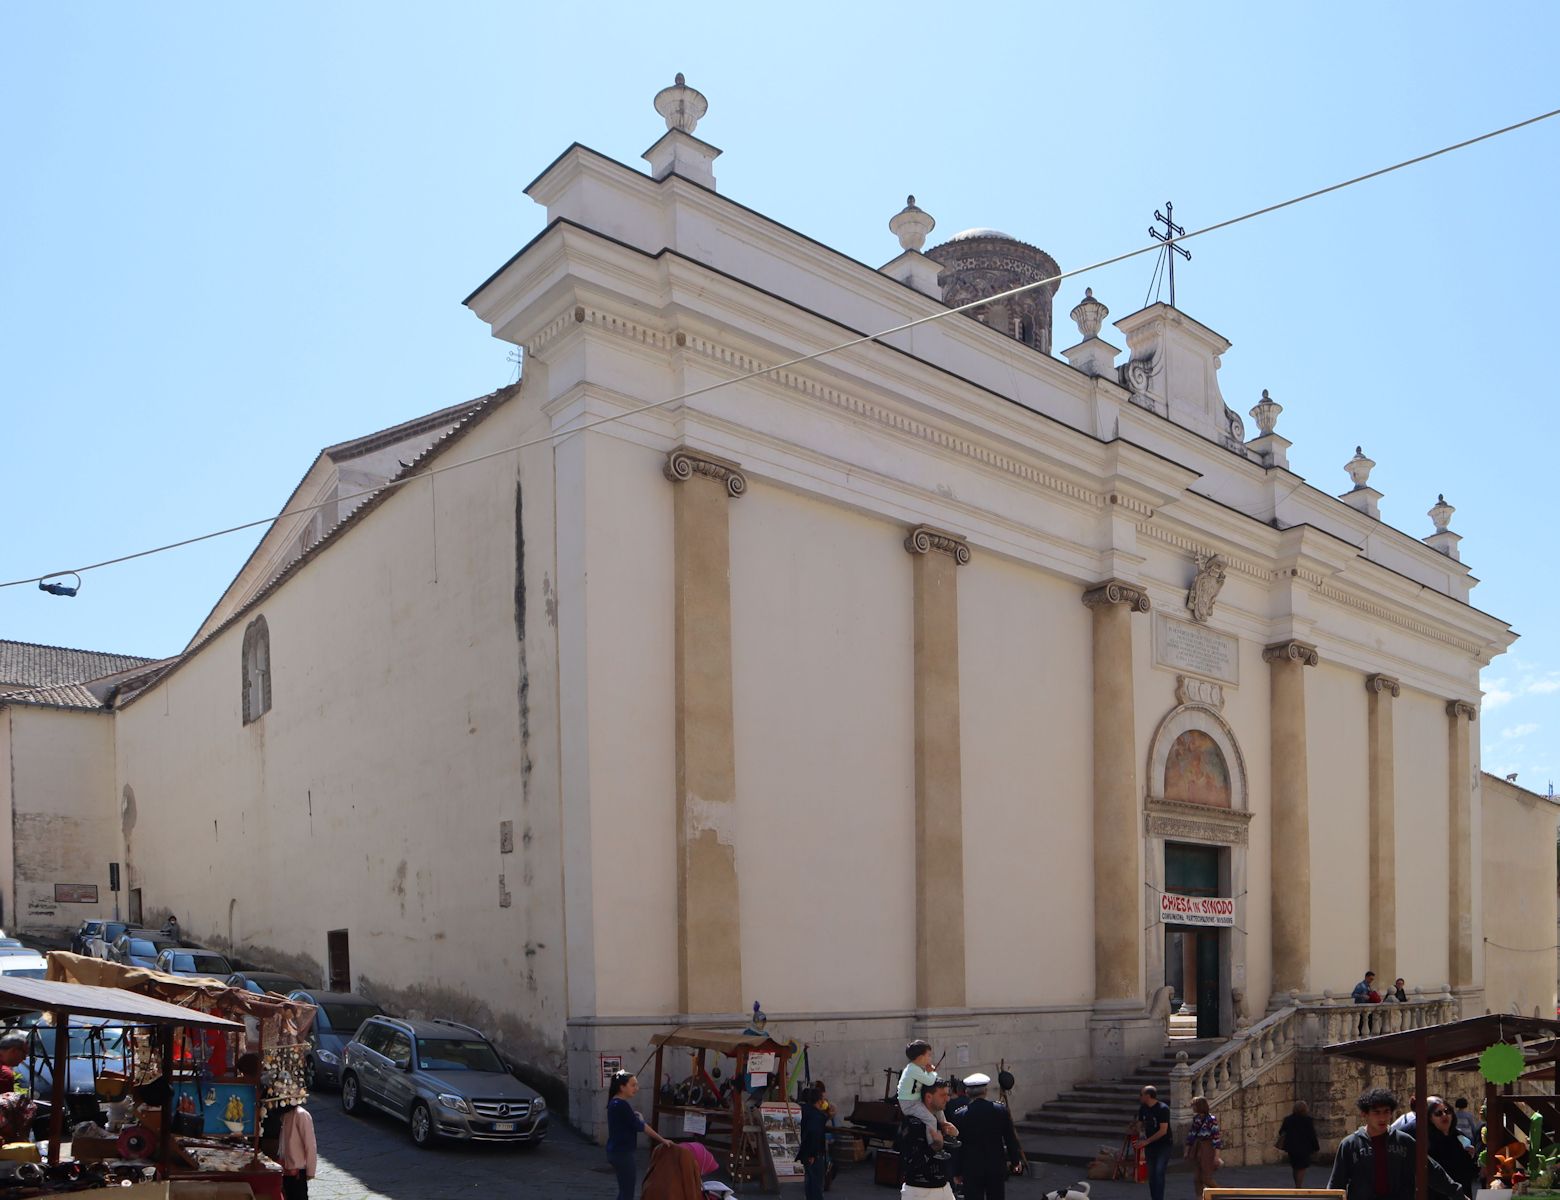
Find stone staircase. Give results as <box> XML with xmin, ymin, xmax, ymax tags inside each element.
<box><xmin>1015</xmin><ymin>1040</ymin><xmax>1222</xmax><ymax>1164</ymax></box>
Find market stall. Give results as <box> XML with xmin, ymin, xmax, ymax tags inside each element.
<box><xmin>648</xmin><ymin>1028</ymin><xmax>794</xmax><ymax>1193</ymax></box>
<box><xmin>0</xmin><ymin>974</ymin><xmax>248</xmax><ymax>1195</ymax></box>
<box><xmin>1326</xmin><ymin>1012</ymin><xmax>1560</xmax><ymax>1200</ymax></box>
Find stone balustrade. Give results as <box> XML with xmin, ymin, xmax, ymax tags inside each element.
<box><xmin>1171</xmin><ymin>989</ymin><xmax>1456</xmax><ymax>1124</ymax></box>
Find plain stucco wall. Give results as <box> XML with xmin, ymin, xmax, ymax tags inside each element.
<box><xmin>112</xmin><ymin>399</ymin><xmax>571</xmax><ymax>1073</ymax></box>
<box><xmin>1307</xmin><ymin>662</ymin><xmax>1370</xmax><ymax>993</ymax></box>
<box><xmin>1394</xmin><ymin>688</ymin><xmax>1452</xmax><ymax>990</ymax></box>
<box><xmin>728</xmin><ymin>482</ymin><xmax>915</xmax><ymax>1013</ymax></box>
<box><xmin>1480</xmin><ymin>775</ymin><xmax>1557</xmax><ymax>1016</ymax></box>
<box><xmin>4</xmin><ymin>707</ymin><xmax>117</xmax><ymax>935</ymax></box>
<box><xmin>958</xmin><ymin>551</ymin><xmax>1093</xmax><ymax>1008</ymax></box>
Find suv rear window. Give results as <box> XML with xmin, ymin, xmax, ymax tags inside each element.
<box><xmin>415</xmin><ymin>1038</ymin><xmax>505</xmax><ymax>1073</ymax></box>
<box><xmin>322</xmin><ymin>1003</ymin><xmax>379</xmax><ymax>1032</ymax></box>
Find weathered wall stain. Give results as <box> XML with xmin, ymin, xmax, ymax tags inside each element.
<box><xmin>356</xmin><ymin>973</ymin><xmax>566</xmax><ymax>1112</ymax></box>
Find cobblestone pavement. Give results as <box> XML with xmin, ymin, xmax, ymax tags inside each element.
<box><xmin>309</xmin><ymin>1095</ymin><xmax>1304</xmax><ymax>1199</ymax></box>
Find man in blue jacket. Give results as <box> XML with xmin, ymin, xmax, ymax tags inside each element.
<box><xmin>1328</xmin><ymin>1087</ymin><xmax>1463</xmax><ymax>1200</ymax></box>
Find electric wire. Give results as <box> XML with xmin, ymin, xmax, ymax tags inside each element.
<box><xmin>4</xmin><ymin>103</ymin><xmax>1558</xmax><ymax>592</ymax></box>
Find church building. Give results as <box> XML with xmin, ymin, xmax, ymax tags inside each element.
<box><xmin>2</xmin><ymin>78</ymin><xmax>1552</xmax><ymax>1140</ymax></box>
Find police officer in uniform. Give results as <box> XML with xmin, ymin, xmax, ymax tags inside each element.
<box><xmin>951</xmin><ymin>1073</ymin><xmax>1023</xmax><ymax>1200</ymax></box>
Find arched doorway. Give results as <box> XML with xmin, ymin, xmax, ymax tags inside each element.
<box><xmin>1144</xmin><ymin>686</ymin><xmax>1253</xmax><ymax>1038</ymax></box>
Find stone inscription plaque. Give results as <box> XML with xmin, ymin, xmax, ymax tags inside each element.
<box><xmin>1156</xmin><ymin>615</ymin><xmax>1239</xmax><ymax>685</ymax></box>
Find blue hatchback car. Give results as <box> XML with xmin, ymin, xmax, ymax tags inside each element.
<box><xmin>287</xmin><ymin>990</ymin><xmax>383</xmax><ymax>1090</ymax></box>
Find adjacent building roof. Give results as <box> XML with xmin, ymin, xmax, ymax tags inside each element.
<box><xmin>0</xmin><ymin>639</ymin><xmax>157</xmax><ymax>712</ymax></box>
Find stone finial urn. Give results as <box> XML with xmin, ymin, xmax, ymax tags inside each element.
<box><xmin>889</xmin><ymin>196</ymin><xmax>935</xmax><ymax>252</ymax></box>
<box><xmin>1429</xmin><ymin>494</ymin><xmax>1455</xmax><ymax>533</ymax></box>
<box><xmin>1344</xmin><ymin>446</ymin><xmax>1376</xmax><ymax>489</ymax></box>
<box><xmin>1069</xmin><ymin>288</ymin><xmax>1108</xmax><ymax>339</ymax></box>
<box><xmin>653</xmin><ymin>73</ymin><xmax>708</xmax><ymax>134</ymax></box>
<box><xmin>1249</xmin><ymin>389</ymin><xmax>1282</xmax><ymax>436</ymax></box>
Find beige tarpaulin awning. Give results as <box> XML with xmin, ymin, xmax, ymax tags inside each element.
<box><xmin>47</xmin><ymin>951</ymin><xmax>314</xmax><ymax>1041</ymax></box>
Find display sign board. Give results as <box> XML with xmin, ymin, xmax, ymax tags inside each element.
<box><xmin>1160</xmin><ymin>891</ymin><xmax>1235</xmax><ymax>927</ymax></box>
<box><xmin>53</xmin><ymin>883</ymin><xmax>99</xmax><ymax>904</ymax></box>
<box><xmin>599</xmin><ymin>1054</ymin><xmax>623</xmax><ymax>1089</ymax></box>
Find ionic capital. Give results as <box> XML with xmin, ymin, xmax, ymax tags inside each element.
<box><xmin>1081</xmin><ymin>579</ymin><xmax>1151</xmax><ymax>613</ymax></box>
<box><xmin>903</xmin><ymin>525</ymin><xmax>971</xmax><ymax>564</ymax></box>
<box><xmin>1366</xmin><ymin>673</ymin><xmax>1401</xmax><ymax>697</ymax></box>
<box><xmin>1446</xmin><ymin>699</ymin><xmax>1478</xmax><ymax>722</ymax></box>
<box><xmin>1262</xmin><ymin>640</ymin><xmax>1320</xmax><ymax>667</ymax></box>
<box><xmin>663</xmin><ymin>447</ymin><xmax>747</xmax><ymax>497</ymax></box>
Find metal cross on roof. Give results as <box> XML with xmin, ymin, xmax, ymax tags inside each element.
<box><xmin>1149</xmin><ymin>201</ymin><xmax>1191</xmax><ymax>308</ymax></box>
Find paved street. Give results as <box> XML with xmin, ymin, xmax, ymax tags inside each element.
<box><xmin>309</xmin><ymin>1095</ymin><xmax>1304</xmax><ymax>1199</ymax></box>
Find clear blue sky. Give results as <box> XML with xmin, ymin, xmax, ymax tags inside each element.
<box><xmin>3</xmin><ymin>3</ymin><xmax>1556</xmax><ymax>787</ymax></box>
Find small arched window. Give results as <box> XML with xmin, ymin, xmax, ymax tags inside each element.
<box><xmin>241</xmin><ymin>615</ymin><xmax>271</xmax><ymax>724</ymax></box>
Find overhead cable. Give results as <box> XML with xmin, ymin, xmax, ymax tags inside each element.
<box><xmin>3</xmin><ymin>103</ymin><xmax>1557</xmax><ymax>592</ymax></box>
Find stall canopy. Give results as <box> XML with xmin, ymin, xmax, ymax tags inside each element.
<box><xmin>48</xmin><ymin>951</ymin><xmax>313</xmax><ymax>1040</ymax></box>
<box><xmin>1325</xmin><ymin>1013</ymin><xmax>1560</xmax><ymax>1068</ymax></box>
<box><xmin>0</xmin><ymin>977</ymin><xmax>242</xmax><ymax>1029</ymax></box>
<box><xmin>650</xmin><ymin>1028</ymin><xmax>789</xmax><ymax>1055</ymax></box>
<box><xmin>1326</xmin><ymin>1013</ymin><xmax>1560</xmax><ymax>1200</ymax></box>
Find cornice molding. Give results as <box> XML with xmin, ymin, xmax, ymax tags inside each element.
<box><xmin>1082</xmin><ymin>579</ymin><xmax>1152</xmax><ymax>613</ymax></box>
<box><xmin>1315</xmin><ymin>583</ymin><xmax>1486</xmax><ymax>657</ymax></box>
<box><xmin>664</xmin><ymin>447</ymin><xmax>747</xmax><ymax>497</ymax></box>
<box><xmin>903</xmin><ymin>525</ymin><xmax>972</xmax><ymax>565</ymax></box>
<box><xmin>1366</xmin><ymin>673</ymin><xmax>1402</xmax><ymax>697</ymax></box>
<box><xmin>1262</xmin><ymin>640</ymin><xmax>1320</xmax><ymax>667</ymax></box>
<box><xmin>1446</xmin><ymin>699</ymin><xmax>1478</xmax><ymax>722</ymax></box>
<box><xmin>1145</xmin><ymin>798</ymin><xmax>1253</xmax><ymax>846</ymax></box>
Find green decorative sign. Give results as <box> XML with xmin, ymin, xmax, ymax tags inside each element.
<box><xmin>1481</xmin><ymin>1041</ymin><xmax>1526</xmax><ymax>1085</ymax></box>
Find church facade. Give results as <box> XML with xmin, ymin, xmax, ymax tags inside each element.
<box><xmin>2</xmin><ymin>79</ymin><xmax>1551</xmax><ymax>1136</ymax></box>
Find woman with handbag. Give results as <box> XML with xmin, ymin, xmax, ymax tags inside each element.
<box><xmin>1185</xmin><ymin>1095</ymin><xmax>1223</xmax><ymax>1200</ymax></box>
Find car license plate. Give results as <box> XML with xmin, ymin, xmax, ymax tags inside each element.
<box><xmin>493</xmin><ymin>1121</ymin><xmax>516</xmax><ymax>1132</ymax></box>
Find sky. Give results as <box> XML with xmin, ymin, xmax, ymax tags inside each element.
<box><xmin>2</xmin><ymin>2</ymin><xmax>1557</xmax><ymax>788</ymax></box>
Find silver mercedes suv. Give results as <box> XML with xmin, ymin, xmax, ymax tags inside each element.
<box><xmin>340</xmin><ymin>1015</ymin><xmax>547</xmax><ymax>1148</ymax></box>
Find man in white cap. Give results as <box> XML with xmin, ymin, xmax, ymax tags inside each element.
<box><xmin>953</xmin><ymin>1073</ymin><xmax>1024</xmax><ymax>1200</ymax></box>
<box><xmin>897</xmin><ymin>1078</ymin><xmax>956</xmax><ymax>1199</ymax></box>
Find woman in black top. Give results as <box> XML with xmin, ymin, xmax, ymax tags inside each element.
<box><xmin>1276</xmin><ymin>1100</ymin><xmax>1320</xmax><ymax>1186</ymax></box>
<box><xmin>1426</xmin><ymin>1101</ymin><xmax>1479</xmax><ymax>1198</ymax></box>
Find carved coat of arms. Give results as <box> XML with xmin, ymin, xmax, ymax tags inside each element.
<box><xmin>1186</xmin><ymin>553</ymin><xmax>1227</xmax><ymax>624</ymax></box>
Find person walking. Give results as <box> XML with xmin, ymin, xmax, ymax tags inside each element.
<box><xmin>1453</xmin><ymin>1099</ymin><xmax>1477</xmax><ymax>1148</ymax></box>
<box><xmin>1185</xmin><ymin>1096</ymin><xmax>1223</xmax><ymax>1200</ymax></box>
<box><xmin>607</xmin><ymin>1070</ymin><xmax>673</xmax><ymax>1200</ymax></box>
<box><xmin>951</xmin><ymin>1073</ymin><xmax>1022</xmax><ymax>1200</ymax></box>
<box><xmin>1136</xmin><ymin>1085</ymin><xmax>1174</xmax><ymax>1200</ymax></box>
<box><xmin>1328</xmin><ymin>1087</ymin><xmax>1463</xmax><ymax>1200</ymax></box>
<box><xmin>1277</xmin><ymin>1100</ymin><xmax>1321</xmax><ymax>1186</ymax></box>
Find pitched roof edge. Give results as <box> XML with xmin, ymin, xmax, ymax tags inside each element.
<box><xmin>121</xmin><ymin>381</ymin><xmax>521</xmax><ymax>712</ymax></box>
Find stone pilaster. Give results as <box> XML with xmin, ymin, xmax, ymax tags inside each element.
<box><xmin>905</xmin><ymin>525</ymin><xmax>971</xmax><ymax>1011</ymax></box>
<box><xmin>1082</xmin><ymin>580</ymin><xmax>1152</xmax><ymax>1004</ymax></box>
<box><xmin>1366</xmin><ymin>674</ymin><xmax>1401</xmax><ymax>978</ymax></box>
<box><xmin>1263</xmin><ymin>640</ymin><xmax>1319</xmax><ymax>1001</ymax></box>
<box><xmin>1446</xmin><ymin>700</ymin><xmax>1478</xmax><ymax>994</ymax></box>
<box><xmin>665</xmin><ymin>447</ymin><xmax>746</xmax><ymax>1015</ymax></box>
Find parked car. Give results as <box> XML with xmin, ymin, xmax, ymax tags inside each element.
<box><xmin>108</xmin><ymin>931</ymin><xmax>176</xmax><ymax>968</ymax></box>
<box><xmin>227</xmin><ymin>971</ymin><xmax>309</xmax><ymax>997</ymax></box>
<box><xmin>71</xmin><ymin>921</ymin><xmax>103</xmax><ymax>956</ymax></box>
<box><xmin>288</xmin><ymin>990</ymin><xmax>382</xmax><ymax>1089</ymax></box>
<box><xmin>86</xmin><ymin>922</ymin><xmax>129</xmax><ymax>959</ymax></box>
<box><xmin>340</xmin><ymin>1016</ymin><xmax>546</xmax><ymax>1148</ymax></box>
<box><xmin>13</xmin><ymin>1019</ymin><xmax>127</xmax><ymax>1132</ymax></box>
<box><xmin>0</xmin><ymin>939</ymin><xmax>23</xmax><ymax>950</ymax></box>
<box><xmin>154</xmin><ymin>948</ymin><xmax>233</xmax><ymax>978</ymax></box>
<box><xmin>0</xmin><ymin>953</ymin><xmax>48</xmax><ymax>980</ymax></box>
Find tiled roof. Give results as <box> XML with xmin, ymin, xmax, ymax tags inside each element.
<box><xmin>0</xmin><ymin>640</ymin><xmax>158</xmax><ymax>712</ymax></box>
<box><xmin>0</xmin><ymin>640</ymin><xmax>155</xmax><ymax>689</ymax></box>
